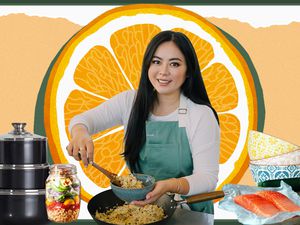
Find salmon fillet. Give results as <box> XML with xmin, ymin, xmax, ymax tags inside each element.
<box><xmin>256</xmin><ymin>191</ymin><xmax>300</xmax><ymax>212</ymax></box>
<box><xmin>234</xmin><ymin>194</ymin><xmax>281</xmax><ymax>217</ymax></box>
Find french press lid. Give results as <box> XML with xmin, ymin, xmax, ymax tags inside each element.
<box><xmin>0</xmin><ymin>123</ymin><xmax>46</xmax><ymax>141</ymax></box>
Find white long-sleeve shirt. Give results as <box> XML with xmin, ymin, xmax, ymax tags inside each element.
<box><xmin>69</xmin><ymin>90</ymin><xmax>220</xmax><ymax>196</ymax></box>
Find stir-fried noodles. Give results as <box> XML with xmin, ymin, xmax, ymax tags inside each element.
<box><xmin>116</xmin><ymin>174</ymin><xmax>144</xmax><ymax>189</ymax></box>
<box><xmin>95</xmin><ymin>204</ymin><xmax>165</xmax><ymax>225</ymax></box>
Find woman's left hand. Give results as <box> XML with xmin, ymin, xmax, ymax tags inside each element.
<box><xmin>131</xmin><ymin>179</ymin><xmax>173</xmax><ymax>206</ymax></box>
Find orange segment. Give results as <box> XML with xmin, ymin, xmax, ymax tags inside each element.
<box><xmin>172</xmin><ymin>28</ymin><xmax>240</xmax><ymax>165</ymax></box>
<box><xmin>172</xmin><ymin>28</ymin><xmax>214</xmax><ymax>69</ymax></box>
<box><xmin>64</xmin><ymin>90</ymin><xmax>105</xmax><ymax>139</ymax></box>
<box><xmin>74</xmin><ymin>46</ymin><xmax>131</xmax><ymax>98</ymax></box>
<box><xmin>219</xmin><ymin>114</ymin><xmax>240</xmax><ymax>163</ymax></box>
<box><xmin>64</xmin><ymin>90</ymin><xmax>121</xmax><ymax>140</ymax></box>
<box><xmin>111</xmin><ymin>24</ymin><xmax>161</xmax><ymax>89</ymax></box>
<box><xmin>202</xmin><ymin>63</ymin><xmax>238</xmax><ymax>112</ymax></box>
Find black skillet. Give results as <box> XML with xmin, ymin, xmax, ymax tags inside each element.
<box><xmin>87</xmin><ymin>189</ymin><xmax>225</xmax><ymax>225</ymax></box>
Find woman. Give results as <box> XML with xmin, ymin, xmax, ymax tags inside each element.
<box><xmin>67</xmin><ymin>30</ymin><xmax>220</xmax><ymax>223</ymax></box>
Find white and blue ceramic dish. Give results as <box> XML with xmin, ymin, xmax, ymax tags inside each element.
<box><xmin>250</xmin><ymin>163</ymin><xmax>300</xmax><ymax>183</ymax></box>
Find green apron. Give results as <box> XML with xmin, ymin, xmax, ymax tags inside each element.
<box><xmin>137</xmin><ymin>95</ymin><xmax>214</xmax><ymax>215</ymax></box>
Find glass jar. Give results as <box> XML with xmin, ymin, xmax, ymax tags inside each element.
<box><xmin>45</xmin><ymin>164</ymin><xmax>80</xmax><ymax>223</ymax></box>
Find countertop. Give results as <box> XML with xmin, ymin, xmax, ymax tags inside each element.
<box><xmin>48</xmin><ymin>208</ymin><xmax>300</xmax><ymax>225</ymax></box>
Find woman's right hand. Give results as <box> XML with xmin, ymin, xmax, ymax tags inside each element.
<box><xmin>66</xmin><ymin>124</ymin><xmax>94</xmax><ymax>167</ymax></box>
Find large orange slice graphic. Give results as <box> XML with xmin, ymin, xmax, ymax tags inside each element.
<box><xmin>41</xmin><ymin>4</ymin><xmax>263</xmax><ymax>203</ymax></box>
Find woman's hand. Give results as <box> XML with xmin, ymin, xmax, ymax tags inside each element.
<box><xmin>131</xmin><ymin>178</ymin><xmax>189</xmax><ymax>207</ymax></box>
<box><xmin>131</xmin><ymin>180</ymin><xmax>171</xmax><ymax>206</ymax></box>
<box><xmin>66</xmin><ymin>124</ymin><xmax>94</xmax><ymax>167</ymax></box>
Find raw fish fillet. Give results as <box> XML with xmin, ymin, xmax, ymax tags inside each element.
<box><xmin>256</xmin><ymin>191</ymin><xmax>300</xmax><ymax>212</ymax></box>
<box><xmin>234</xmin><ymin>194</ymin><xmax>281</xmax><ymax>217</ymax></box>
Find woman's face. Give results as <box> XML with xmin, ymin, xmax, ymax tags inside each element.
<box><xmin>148</xmin><ymin>41</ymin><xmax>187</xmax><ymax>97</ymax></box>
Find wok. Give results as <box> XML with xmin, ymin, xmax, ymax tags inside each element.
<box><xmin>87</xmin><ymin>189</ymin><xmax>225</xmax><ymax>225</ymax></box>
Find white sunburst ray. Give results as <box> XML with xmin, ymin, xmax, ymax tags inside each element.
<box><xmin>91</xmin><ymin>125</ymin><xmax>128</xmax><ymax>177</ymax></box>
<box><xmin>92</xmin><ymin>126</ymin><xmax>124</xmax><ymax>142</ymax></box>
<box><xmin>100</xmin><ymin>34</ymin><xmax>150</xmax><ymax>177</ymax></box>
<box><xmin>90</xmin><ymin>27</ymin><xmax>145</xmax><ymax>176</ymax></box>
<box><xmin>200</xmin><ymin>57</ymin><xmax>218</xmax><ymax>72</ymax></box>
<box><xmin>73</xmin><ymin>84</ymin><xmax>109</xmax><ymax>101</ymax></box>
<box><xmin>57</xmin><ymin>68</ymin><xmax>126</xmax><ymax>193</ymax></box>
<box><xmin>71</xmin><ymin>85</ymin><xmax>127</xmax><ymax>161</ymax></box>
<box><xmin>207</xmin><ymin>44</ymin><xmax>250</xmax><ymax>186</ymax></box>
<box><xmin>56</xmin><ymin>92</ymin><xmax>110</xmax><ymax>197</ymax></box>
<box><xmin>92</xmin><ymin>13</ymin><xmax>216</xmax><ymax>90</ymax></box>
<box><xmin>90</xmin><ymin>34</ymin><xmax>134</xmax><ymax>176</ymax></box>
<box><xmin>84</xmin><ymin>19</ymin><xmax>136</xmax><ymax>91</ymax></box>
<box><xmin>62</xmin><ymin>49</ymin><xmax>131</xmax><ymax>192</ymax></box>
<box><xmin>105</xmin><ymin>41</ymin><xmax>136</xmax><ymax>91</ymax></box>
<box><xmin>91</xmin><ymin>125</ymin><xmax>127</xmax><ymax>176</ymax></box>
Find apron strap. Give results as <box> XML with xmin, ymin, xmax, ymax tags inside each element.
<box><xmin>178</xmin><ymin>94</ymin><xmax>188</xmax><ymax>128</ymax></box>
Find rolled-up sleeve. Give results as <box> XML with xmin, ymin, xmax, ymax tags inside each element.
<box><xmin>69</xmin><ymin>90</ymin><xmax>135</xmax><ymax>135</ymax></box>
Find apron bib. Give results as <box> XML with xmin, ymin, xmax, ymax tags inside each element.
<box><xmin>138</xmin><ymin>94</ymin><xmax>214</xmax><ymax>215</ymax></box>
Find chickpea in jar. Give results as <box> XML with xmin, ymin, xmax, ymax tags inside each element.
<box><xmin>46</xmin><ymin>164</ymin><xmax>80</xmax><ymax>223</ymax></box>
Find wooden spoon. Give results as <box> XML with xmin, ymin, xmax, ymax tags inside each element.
<box><xmin>89</xmin><ymin>161</ymin><xmax>122</xmax><ymax>187</ymax></box>
<box><xmin>78</xmin><ymin>153</ymin><xmax>121</xmax><ymax>187</ymax></box>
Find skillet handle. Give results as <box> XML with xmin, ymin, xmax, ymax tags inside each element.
<box><xmin>185</xmin><ymin>191</ymin><xmax>225</xmax><ymax>204</ymax></box>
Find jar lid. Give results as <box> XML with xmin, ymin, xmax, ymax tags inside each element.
<box><xmin>50</xmin><ymin>164</ymin><xmax>77</xmax><ymax>175</ymax></box>
<box><xmin>0</xmin><ymin>123</ymin><xmax>46</xmax><ymax>141</ymax></box>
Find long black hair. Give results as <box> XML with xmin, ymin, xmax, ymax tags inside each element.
<box><xmin>124</xmin><ymin>30</ymin><xmax>219</xmax><ymax>172</ymax></box>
